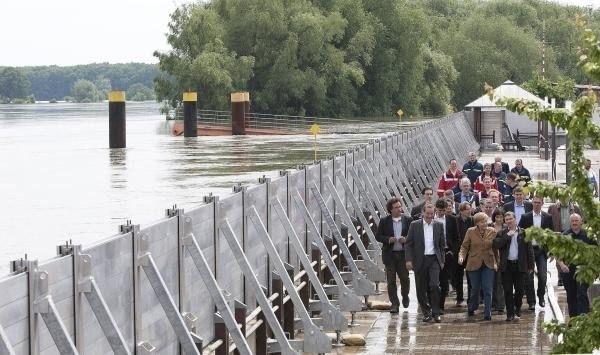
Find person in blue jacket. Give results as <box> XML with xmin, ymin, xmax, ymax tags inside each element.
<box><xmin>462</xmin><ymin>152</ymin><xmax>483</xmax><ymax>184</ymax></box>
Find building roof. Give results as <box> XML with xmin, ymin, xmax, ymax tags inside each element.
<box><xmin>465</xmin><ymin>80</ymin><xmax>548</xmax><ymax>108</ymax></box>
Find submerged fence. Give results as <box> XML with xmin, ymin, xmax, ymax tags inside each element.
<box><xmin>0</xmin><ymin>113</ymin><xmax>478</xmax><ymax>355</ymax></box>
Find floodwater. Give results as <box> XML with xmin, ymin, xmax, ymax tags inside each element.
<box><xmin>0</xmin><ymin>102</ymin><xmax>416</xmax><ymax>273</ymax></box>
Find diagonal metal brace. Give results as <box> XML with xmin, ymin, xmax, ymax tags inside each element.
<box><xmin>75</xmin><ymin>251</ymin><xmax>131</xmax><ymax>355</ymax></box>
<box><xmin>322</xmin><ymin>178</ymin><xmax>384</xmax><ymax>283</ymax></box>
<box><xmin>0</xmin><ymin>323</ymin><xmax>15</xmax><ymax>355</ymax></box>
<box><xmin>290</xmin><ymin>192</ymin><xmax>364</xmax><ymax>311</ymax></box>
<box><xmin>247</xmin><ymin>207</ymin><xmax>332</xmax><ymax>353</ymax></box>
<box><xmin>181</xmin><ymin>222</ymin><xmax>252</xmax><ymax>355</ymax></box>
<box><xmin>33</xmin><ymin>269</ymin><xmax>79</xmax><ymax>355</ymax></box>
<box><xmin>218</xmin><ymin>220</ymin><xmax>298</xmax><ymax>355</ymax></box>
<box><xmin>137</xmin><ymin>253</ymin><xmax>200</xmax><ymax>355</ymax></box>
<box><xmin>308</xmin><ymin>186</ymin><xmax>375</xmax><ymax>296</ymax></box>
<box><xmin>271</xmin><ymin>198</ymin><xmax>349</xmax><ymax>329</ymax></box>
<box><xmin>346</xmin><ymin>167</ymin><xmax>381</xmax><ymax>226</ymax></box>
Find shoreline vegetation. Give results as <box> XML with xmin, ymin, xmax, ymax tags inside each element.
<box><xmin>1</xmin><ymin>0</ymin><xmax>599</xmax><ymax>118</ymax></box>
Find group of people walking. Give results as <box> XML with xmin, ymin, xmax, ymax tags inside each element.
<box><xmin>376</xmin><ymin>152</ymin><xmax>596</xmax><ymax>323</ymax></box>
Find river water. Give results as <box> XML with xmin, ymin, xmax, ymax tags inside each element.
<box><xmin>0</xmin><ymin>102</ymin><xmax>420</xmax><ymax>273</ymax></box>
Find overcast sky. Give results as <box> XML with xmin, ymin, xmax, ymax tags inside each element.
<box><xmin>0</xmin><ymin>0</ymin><xmax>597</xmax><ymax>67</ymax></box>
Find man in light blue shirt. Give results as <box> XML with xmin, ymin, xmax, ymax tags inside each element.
<box><xmin>503</xmin><ymin>186</ymin><xmax>532</xmax><ymax>225</ymax></box>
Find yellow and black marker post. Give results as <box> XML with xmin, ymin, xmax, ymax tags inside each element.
<box><xmin>183</xmin><ymin>92</ymin><xmax>198</xmax><ymax>137</ymax></box>
<box><xmin>231</xmin><ymin>92</ymin><xmax>249</xmax><ymax>135</ymax></box>
<box><xmin>108</xmin><ymin>91</ymin><xmax>126</xmax><ymax>148</ymax></box>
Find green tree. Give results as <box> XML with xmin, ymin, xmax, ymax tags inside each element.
<box><xmin>492</xmin><ymin>16</ymin><xmax>600</xmax><ymax>353</ymax></box>
<box><xmin>71</xmin><ymin>79</ymin><xmax>100</xmax><ymax>103</ymax></box>
<box><xmin>94</xmin><ymin>76</ymin><xmax>112</xmax><ymax>99</ymax></box>
<box><xmin>127</xmin><ymin>83</ymin><xmax>155</xmax><ymax>101</ymax></box>
<box><xmin>0</xmin><ymin>67</ymin><xmax>31</xmax><ymax>100</ymax></box>
<box><xmin>522</xmin><ymin>73</ymin><xmax>575</xmax><ymax>107</ymax></box>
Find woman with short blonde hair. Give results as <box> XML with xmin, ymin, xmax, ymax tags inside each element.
<box><xmin>459</xmin><ymin>212</ymin><xmax>498</xmax><ymax>320</ymax></box>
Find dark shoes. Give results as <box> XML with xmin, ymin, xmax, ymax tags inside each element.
<box><xmin>557</xmin><ymin>279</ymin><xmax>563</xmax><ymax>287</ymax></box>
<box><xmin>506</xmin><ymin>315</ymin><xmax>514</xmax><ymax>322</ymax></box>
<box><xmin>390</xmin><ymin>305</ymin><xmax>399</xmax><ymax>314</ymax></box>
<box><xmin>402</xmin><ymin>298</ymin><xmax>410</xmax><ymax>309</ymax></box>
<box><xmin>539</xmin><ymin>299</ymin><xmax>545</xmax><ymax>308</ymax></box>
<box><xmin>439</xmin><ymin>309</ymin><xmax>445</xmax><ymax>315</ymax></box>
<box><xmin>456</xmin><ymin>300</ymin><xmax>464</xmax><ymax>306</ymax></box>
<box><xmin>483</xmin><ymin>315</ymin><xmax>492</xmax><ymax>321</ymax></box>
<box><xmin>528</xmin><ymin>304</ymin><xmax>536</xmax><ymax>311</ymax></box>
<box><xmin>423</xmin><ymin>315</ymin><xmax>433</xmax><ymax>322</ymax></box>
<box><xmin>434</xmin><ymin>315</ymin><xmax>441</xmax><ymax>323</ymax></box>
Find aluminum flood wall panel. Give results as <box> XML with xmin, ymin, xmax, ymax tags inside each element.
<box><xmin>334</xmin><ymin>154</ymin><xmax>348</xmax><ymax>217</ymax></box>
<box><xmin>139</xmin><ymin>217</ymin><xmax>179</xmax><ymax>354</ymax></box>
<box><xmin>269</xmin><ymin>175</ymin><xmax>289</xmax><ymax>263</ymax></box>
<box><xmin>38</xmin><ymin>256</ymin><xmax>74</xmax><ymax>354</ymax></box>
<box><xmin>287</xmin><ymin>169</ymin><xmax>307</xmax><ymax>273</ymax></box>
<box><xmin>217</xmin><ymin>192</ymin><xmax>245</xmax><ymax>305</ymax></box>
<box><xmin>0</xmin><ymin>273</ymin><xmax>29</xmax><ymax>354</ymax></box>
<box><xmin>305</xmin><ymin>163</ymin><xmax>321</xmax><ymax>261</ymax></box>
<box><xmin>81</xmin><ymin>232</ymin><xmax>134</xmax><ymax>353</ymax></box>
<box><xmin>183</xmin><ymin>202</ymin><xmax>216</xmax><ymax>344</ymax></box>
<box><xmin>321</xmin><ymin>158</ymin><xmax>334</xmax><ymax>216</ymax></box>
<box><xmin>244</xmin><ymin>183</ymin><xmax>269</xmax><ymax>312</ymax></box>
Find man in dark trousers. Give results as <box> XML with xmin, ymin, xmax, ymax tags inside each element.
<box><xmin>375</xmin><ymin>197</ymin><xmax>413</xmax><ymax>313</ymax></box>
<box><xmin>410</xmin><ymin>186</ymin><xmax>434</xmax><ymax>219</ymax></box>
<box><xmin>454</xmin><ymin>202</ymin><xmax>474</xmax><ymax>306</ymax></box>
<box><xmin>493</xmin><ymin>212</ymin><xmax>534</xmax><ymax>321</ymax></box>
<box><xmin>405</xmin><ymin>203</ymin><xmax>446</xmax><ymax>323</ymax></box>
<box><xmin>558</xmin><ymin>213</ymin><xmax>597</xmax><ymax>317</ymax></box>
<box><xmin>518</xmin><ymin>195</ymin><xmax>553</xmax><ymax>310</ymax></box>
<box><xmin>502</xmin><ymin>187</ymin><xmax>532</xmax><ymax>225</ymax></box>
<box><xmin>434</xmin><ymin>199</ymin><xmax>458</xmax><ymax>313</ymax></box>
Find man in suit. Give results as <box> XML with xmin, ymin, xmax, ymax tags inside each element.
<box><xmin>454</xmin><ymin>178</ymin><xmax>480</xmax><ymax>208</ymax></box>
<box><xmin>375</xmin><ymin>197</ymin><xmax>413</xmax><ymax>313</ymax></box>
<box><xmin>454</xmin><ymin>202</ymin><xmax>474</xmax><ymax>306</ymax></box>
<box><xmin>493</xmin><ymin>212</ymin><xmax>534</xmax><ymax>321</ymax></box>
<box><xmin>410</xmin><ymin>186</ymin><xmax>434</xmax><ymax>219</ymax></box>
<box><xmin>405</xmin><ymin>203</ymin><xmax>446</xmax><ymax>323</ymax></box>
<box><xmin>502</xmin><ymin>186</ymin><xmax>532</xmax><ymax>225</ymax></box>
<box><xmin>434</xmin><ymin>199</ymin><xmax>458</xmax><ymax>313</ymax></box>
<box><xmin>547</xmin><ymin>199</ymin><xmax>582</xmax><ymax>286</ymax></box>
<box><xmin>518</xmin><ymin>195</ymin><xmax>553</xmax><ymax>310</ymax></box>
<box><xmin>559</xmin><ymin>214</ymin><xmax>597</xmax><ymax>317</ymax></box>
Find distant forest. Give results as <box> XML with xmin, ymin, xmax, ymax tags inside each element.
<box><xmin>0</xmin><ymin>63</ymin><xmax>158</xmax><ymax>103</ymax></box>
<box><xmin>2</xmin><ymin>0</ymin><xmax>600</xmax><ymax>116</ymax></box>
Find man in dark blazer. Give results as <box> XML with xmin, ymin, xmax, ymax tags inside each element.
<box><xmin>375</xmin><ymin>197</ymin><xmax>413</xmax><ymax>313</ymax></box>
<box><xmin>493</xmin><ymin>211</ymin><xmax>534</xmax><ymax>321</ymax></box>
<box><xmin>410</xmin><ymin>186</ymin><xmax>434</xmax><ymax>219</ymax></box>
<box><xmin>454</xmin><ymin>178</ymin><xmax>480</xmax><ymax>208</ymax></box>
<box><xmin>434</xmin><ymin>199</ymin><xmax>458</xmax><ymax>313</ymax></box>
<box><xmin>502</xmin><ymin>186</ymin><xmax>532</xmax><ymax>225</ymax></box>
<box><xmin>518</xmin><ymin>195</ymin><xmax>553</xmax><ymax>310</ymax></box>
<box><xmin>405</xmin><ymin>203</ymin><xmax>446</xmax><ymax>323</ymax></box>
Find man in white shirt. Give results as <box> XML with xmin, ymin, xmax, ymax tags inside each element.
<box><xmin>405</xmin><ymin>203</ymin><xmax>446</xmax><ymax>323</ymax></box>
<box><xmin>518</xmin><ymin>196</ymin><xmax>553</xmax><ymax>310</ymax></box>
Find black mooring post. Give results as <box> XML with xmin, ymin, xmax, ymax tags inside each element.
<box><xmin>231</xmin><ymin>92</ymin><xmax>248</xmax><ymax>135</ymax></box>
<box><xmin>183</xmin><ymin>92</ymin><xmax>198</xmax><ymax>137</ymax></box>
<box><xmin>109</xmin><ymin>91</ymin><xmax>126</xmax><ymax>148</ymax></box>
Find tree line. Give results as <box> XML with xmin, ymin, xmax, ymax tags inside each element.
<box><xmin>0</xmin><ymin>63</ymin><xmax>158</xmax><ymax>103</ymax></box>
<box><xmin>154</xmin><ymin>0</ymin><xmax>600</xmax><ymax>117</ymax></box>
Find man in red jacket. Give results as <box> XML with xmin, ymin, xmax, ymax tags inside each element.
<box><xmin>437</xmin><ymin>159</ymin><xmax>462</xmax><ymax>197</ymax></box>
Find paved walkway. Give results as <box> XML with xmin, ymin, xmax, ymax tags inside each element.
<box><xmin>330</xmin><ymin>150</ymin><xmax>563</xmax><ymax>354</ymax></box>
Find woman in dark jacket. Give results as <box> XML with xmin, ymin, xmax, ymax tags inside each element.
<box><xmin>493</xmin><ymin>211</ymin><xmax>534</xmax><ymax>321</ymax></box>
